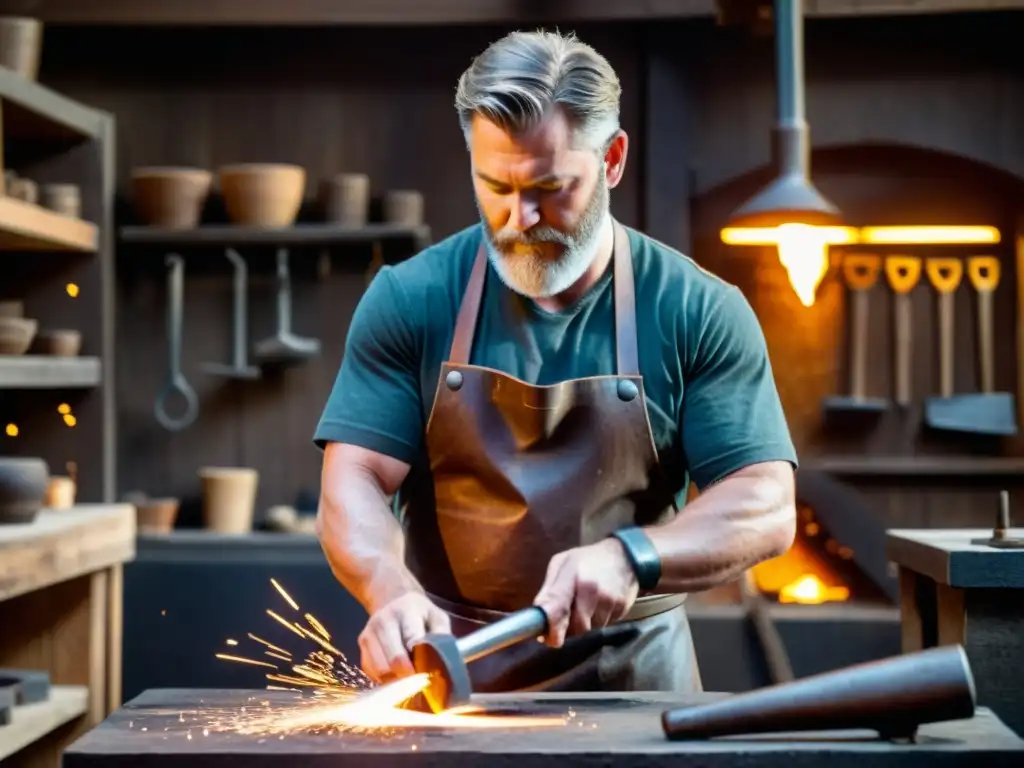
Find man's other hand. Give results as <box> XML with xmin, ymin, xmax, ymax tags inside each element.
<box><xmin>532</xmin><ymin>538</ymin><xmax>639</xmax><ymax>647</ymax></box>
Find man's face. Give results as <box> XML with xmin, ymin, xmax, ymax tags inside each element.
<box><xmin>469</xmin><ymin>108</ymin><xmax>618</xmax><ymax>299</ymax></box>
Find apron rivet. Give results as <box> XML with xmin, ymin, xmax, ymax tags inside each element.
<box><xmin>617</xmin><ymin>380</ymin><xmax>639</xmax><ymax>402</ymax></box>
<box><xmin>446</xmin><ymin>370</ymin><xmax>464</xmax><ymax>391</ymax></box>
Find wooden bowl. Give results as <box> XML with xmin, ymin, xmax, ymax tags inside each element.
<box><xmin>0</xmin><ymin>457</ymin><xmax>49</xmax><ymax>525</ymax></box>
<box><xmin>132</xmin><ymin>167</ymin><xmax>213</xmax><ymax>229</ymax></box>
<box><xmin>32</xmin><ymin>329</ymin><xmax>81</xmax><ymax>357</ymax></box>
<box><xmin>218</xmin><ymin>163</ymin><xmax>305</xmax><ymax>227</ymax></box>
<box><xmin>0</xmin><ymin>317</ymin><xmax>37</xmax><ymax>355</ymax></box>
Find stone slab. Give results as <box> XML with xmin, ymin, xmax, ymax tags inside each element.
<box><xmin>63</xmin><ymin>688</ymin><xmax>1024</xmax><ymax>768</ymax></box>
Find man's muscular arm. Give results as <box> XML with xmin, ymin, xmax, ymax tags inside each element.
<box><xmin>316</xmin><ymin>443</ymin><xmax>415</xmax><ymax>611</ymax></box>
<box><xmin>643</xmin><ymin>460</ymin><xmax>795</xmax><ymax>591</ymax></box>
<box><xmin>317</xmin><ymin>443</ymin><xmax>450</xmax><ymax>682</ymax></box>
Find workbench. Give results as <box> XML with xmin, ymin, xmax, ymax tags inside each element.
<box><xmin>886</xmin><ymin>527</ymin><xmax>1024</xmax><ymax>736</ymax></box>
<box><xmin>0</xmin><ymin>504</ymin><xmax>136</xmax><ymax>766</ymax></box>
<box><xmin>63</xmin><ymin>688</ymin><xmax>1023</xmax><ymax>767</ymax></box>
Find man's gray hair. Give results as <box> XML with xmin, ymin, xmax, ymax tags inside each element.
<box><xmin>454</xmin><ymin>30</ymin><xmax>621</xmax><ymax>152</ymax></box>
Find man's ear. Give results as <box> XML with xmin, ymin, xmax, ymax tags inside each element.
<box><xmin>604</xmin><ymin>130</ymin><xmax>629</xmax><ymax>189</ymax></box>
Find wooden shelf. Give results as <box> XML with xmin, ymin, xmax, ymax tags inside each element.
<box><xmin>119</xmin><ymin>222</ymin><xmax>431</xmax><ymax>247</ymax></box>
<box><xmin>0</xmin><ymin>505</ymin><xmax>135</xmax><ymax>603</ymax></box>
<box><xmin>0</xmin><ymin>197</ymin><xmax>98</xmax><ymax>252</ymax></box>
<box><xmin>803</xmin><ymin>455</ymin><xmax>1024</xmax><ymax>479</ymax></box>
<box><xmin>0</xmin><ymin>67</ymin><xmax>106</xmax><ymax>141</ymax></box>
<box><xmin>0</xmin><ymin>685</ymin><xmax>88</xmax><ymax>761</ymax></box>
<box><xmin>0</xmin><ymin>356</ymin><xmax>101</xmax><ymax>389</ymax></box>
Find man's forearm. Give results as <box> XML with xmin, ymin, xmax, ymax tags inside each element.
<box><xmin>643</xmin><ymin>463</ymin><xmax>796</xmax><ymax>593</ymax></box>
<box><xmin>317</xmin><ymin>467</ymin><xmax>424</xmax><ymax>614</ymax></box>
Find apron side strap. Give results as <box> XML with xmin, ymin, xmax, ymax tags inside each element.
<box><xmin>449</xmin><ymin>244</ymin><xmax>489</xmax><ymax>365</ymax></box>
<box><xmin>612</xmin><ymin>221</ymin><xmax>640</xmax><ymax>376</ymax></box>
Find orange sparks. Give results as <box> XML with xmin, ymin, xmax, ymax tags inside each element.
<box><xmin>225</xmin><ymin>639</ymin><xmax>238</xmax><ymax>646</ymax></box>
<box><xmin>271</xmin><ymin>578</ymin><xmax>300</xmax><ymax>611</ymax></box>
<box><xmin>214</xmin><ymin>578</ymin><xmax>566</xmax><ymax>735</ymax></box>
<box><xmin>304</xmin><ymin>613</ymin><xmax>331</xmax><ymax>640</ymax></box>
<box><xmin>248</xmin><ymin>633</ymin><xmax>291</xmax><ymax>657</ymax></box>
<box><xmin>215</xmin><ymin>653</ymin><xmax>277</xmax><ymax>669</ymax></box>
<box><xmin>267</xmin><ymin>610</ymin><xmax>306</xmax><ymax>638</ymax></box>
<box><xmin>293</xmin><ymin>621</ymin><xmax>342</xmax><ymax>656</ymax></box>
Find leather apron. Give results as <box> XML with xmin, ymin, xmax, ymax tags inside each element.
<box><xmin>400</xmin><ymin>221</ymin><xmax>702</xmax><ymax>694</ymax></box>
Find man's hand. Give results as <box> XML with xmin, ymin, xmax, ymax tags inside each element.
<box><xmin>359</xmin><ymin>592</ymin><xmax>451</xmax><ymax>683</ymax></box>
<box><xmin>532</xmin><ymin>538</ymin><xmax>639</xmax><ymax>647</ymax></box>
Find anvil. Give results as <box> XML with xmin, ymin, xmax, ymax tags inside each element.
<box><xmin>63</xmin><ymin>688</ymin><xmax>1024</xmax><ymax>768</ymax></box>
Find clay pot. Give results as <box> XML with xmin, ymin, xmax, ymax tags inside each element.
<box><xmin>321</xmin><ymin>173</ymin><xmax>370</xmax><ymax>227</ymax></box>
<box><xmin>41</xmin><ymin>184</ymin><xmax>80</xmax><ymax>218</ymax></box>
<box><xmin>198</xmin><ymin>467</ymin><xmax>258</xmax><ymax>534</ymax></box>
<box><xmin>135</xmin><ymin>497</ymin><xmax>180</xmax><ymax>534</ymax></box>
<box><xmin>384</xmin><ymin>189</ymin><xmax>424</xmax><ymax>226</ymax></box>
<box><xmin>0</xmin><ymin>17</ymin><xmax>42</xmax><ymax>81</ymax></box>
<box><xmin>32</xmin><ymin>329</ymin><xmax>81</xmax><ymax>357</ymax></box>
<box><xmin>131</xmin><ymin>167</ymin><xmax>212</xmax><ymax>229</ymax></box>
<box><xmin>0</xmin><ymin>457</ymin><xmax>49</xmax><ymax>525</ymax></box>
<box><xmin>0</xmin><ymin>317</ymin><xmax>37</xmax><ymax>355</ymax></box>
<box><xmin>0</xmin><ymin>300</ymin><xmax>23</xmax><ymax>319</ymax></box>
<box><xmin>218</xmin><ymin>164</ymin><xmax>305</xmax><ymax>227</ymax></box>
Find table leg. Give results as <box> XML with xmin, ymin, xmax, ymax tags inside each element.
<box><xmin>106</xmin><ymin>564</ymin><xmax>123</xmax><ymax>715</ymax></box>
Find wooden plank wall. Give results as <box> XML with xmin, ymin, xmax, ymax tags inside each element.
<box><xmin>34</xmin><ymin>12</ymin><xmax>1024</xmax><ymax>528</ymax></box>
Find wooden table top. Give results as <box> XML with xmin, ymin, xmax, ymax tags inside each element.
<box><xmin>0</xmin><ymin>504</ymin><xmax>136</xmax><ymax>603</ymax></box>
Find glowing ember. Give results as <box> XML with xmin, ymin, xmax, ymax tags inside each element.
<box><xmin>214</xmin><ymin>578</ymin><xmax>568</xmax><ymax>735</ymax></box>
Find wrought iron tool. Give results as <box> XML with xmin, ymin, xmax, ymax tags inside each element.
<box><xmin>410</xmin><ymin>606</ymin><xmax>548</xmax><ymax>713</ymax></box>
<box><xmin>661</xmin><ymin>644</ymin><xmax>976</xmax><ymax>742</ymax></box>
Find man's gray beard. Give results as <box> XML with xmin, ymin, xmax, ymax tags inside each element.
<box><xmin>478</xmin><ymin>176</ymin><xmax>610</xmax><ymax>300</ymax></box>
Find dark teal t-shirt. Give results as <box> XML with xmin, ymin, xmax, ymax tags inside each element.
<box><xmin>314</xmin><ymin>223</ymin><xmax>797</xmax><ymax>503</ymax></box>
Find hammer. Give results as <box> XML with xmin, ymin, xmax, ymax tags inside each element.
<box><xmin>410</xmin><ymin>605</ymin><xmax>549</xmax><ymax>713</ymax></box>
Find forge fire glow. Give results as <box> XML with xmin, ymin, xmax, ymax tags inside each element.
<box><xmin>208</xmin><ymin>578</ymin><xmax>569</xmax><ymax>736</ymax></box>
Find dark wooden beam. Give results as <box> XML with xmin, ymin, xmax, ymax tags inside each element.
<box><xmin>6</xmin><ymin>0</ymin><xmax>1023</xmax><ymax>25</ymax></box>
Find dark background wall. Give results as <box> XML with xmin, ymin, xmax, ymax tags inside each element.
<box><xmin>33</xmin><ymin>11</ymin><xmax>1024</xmax><ymax>527</ymax></box>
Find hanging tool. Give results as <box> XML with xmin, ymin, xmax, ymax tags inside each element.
<box><xmin>410</xmin><ymin>606</ymin><xmax>549</xmax><ymax>713</ymax></box>
<box><xmin>822</xmin><ymin>254</ymin><xmax>888</xmax><ymax>415</ymax></box>
<box><xmin>885</xmin><ymin>256</ymin><xmax>922</xmax><ymax>407</ymax></box>
<box><xmin>154</xmin><ymin>254</ymin><xmax>199</xmax><ymax>431</ymax></box>
<box><xmin>253</xmin><ymin>248</ymin><xmax>321</xmax><ymax>364</ymax></box>
<box><xmin>925</xmin><ymin>256</ymin><xmax>1016</xmax><ymax>435</ymax></box>
<box><xmin>964</xmin><ymin>256</ymin><xmax>1016</xmax><ymax>433</ymax></box>
<box><xmin>201</xmin><ymin>248</ymin><xmax>260</xmax><ymax>380</ymax></box>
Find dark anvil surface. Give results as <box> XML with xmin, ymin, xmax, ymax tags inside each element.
<box><xmin>64</xmin><ymin>688</ymin><xmax>1024</xmax><ymax>767</ymax></box>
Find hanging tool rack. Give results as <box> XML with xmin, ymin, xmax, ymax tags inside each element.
<box><xmin>118</xmin><ymin>223</ymin><xmax>432</xmax><ymax>432</ymax></box>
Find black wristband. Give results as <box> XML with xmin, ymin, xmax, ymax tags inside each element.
<box><xmin>610</xmin><ymin>527</ymin><xmax>662</xmax><ymax>591</ymax></box>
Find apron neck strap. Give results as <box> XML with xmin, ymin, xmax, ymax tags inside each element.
<box><xmin>449</xmin><ymin>221</ymin><xmax>639</xmax><ymax>375</ymax></box>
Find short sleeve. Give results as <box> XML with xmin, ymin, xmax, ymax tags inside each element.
<box><xmin>680</xmin><ymin>287</ymin><xmax>798</xmax><ymax>489</ymax></box>
<box><xmin>313</xmin><ymin>267</ymin><xmax>424</xmax><ymax>463</ymax></box>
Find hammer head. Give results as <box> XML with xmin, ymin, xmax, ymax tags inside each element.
<box><xmin>410</xmin><ymin>633</ymin><xmax>471</xmax><ymax>714</ymax></box>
